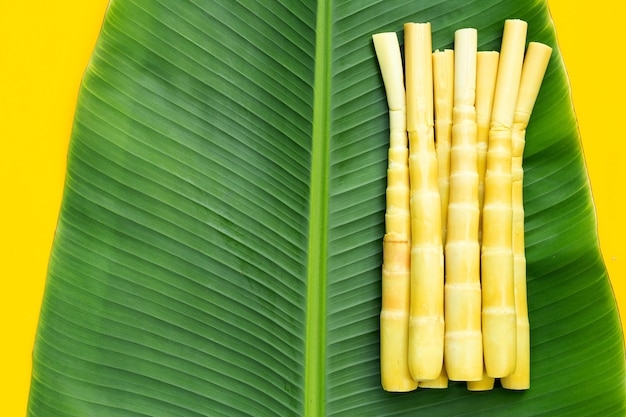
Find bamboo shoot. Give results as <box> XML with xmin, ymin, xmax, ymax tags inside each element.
<box><xmin>405</xmin><ymin>22</ymin><xmax>445</xmax><ymax>381</ymax></box>
<box><xmin>501</xmin><ymin>41</ymin><xmax>551</xmax><ymax>390</ymax></box>
<box><xmin>481</xmin><ymin>19</ymin><xmax>527</xmax><ymax>378</ymax></box>
<box><xmin>444</xmin><ymin>28</ymin><xmax>483</xmax><ymax>381</ymax></box>
<box><xmin>373</xmin><ymin>32</ymin><xmax>419</xmax><ymax>392</ymax></box>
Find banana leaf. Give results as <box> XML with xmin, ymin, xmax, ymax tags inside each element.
<box><xmin>27</xmin><ymin>0</ymin><xmax>625</xmax><ymax>415</ymax></box>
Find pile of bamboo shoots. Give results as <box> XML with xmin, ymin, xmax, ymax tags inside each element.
<box><xmin>374</xmin><ymin>19</ymin><xmax>551</xmax><ymax>392</ymax></box>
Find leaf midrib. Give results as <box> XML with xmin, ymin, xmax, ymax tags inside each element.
<box><xmin>304</xmin><ymin>0</ymin><xmax>332</xmax><ymax>415</ymax></box>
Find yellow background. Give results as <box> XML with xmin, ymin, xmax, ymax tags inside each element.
<box><xmin>1</xmin><ymin>1</ymin><xmax>624</xmax><ymax>414</ymax></box>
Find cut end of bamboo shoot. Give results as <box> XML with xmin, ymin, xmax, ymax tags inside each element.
<box><xmin>372</xmin><ymin>32</ymin><xmax>406</xmax><ymax>114</ymax></box>
<box><xmin>404</xmin><ymin>22</ymin><xmax>434</xmax><ymax>133</ymax></box>
<box><xmin>453</xmin><ymin>28</ymin><xmax>477</xmax><ymax>108</ymax></box>
<box><xmin>466</xmin><ymin>371</ymin><xmax>495</xmax><ymax>391</ymax></box>
<box><xmin>491</xmin><ymin>19</ymin><xmax>528</xmax><ymax>128</ymax></box>
<box><xmin>381</xmin><ymin>239</ymin><xmax>415</xmax><ymax>391</ymax></box>
<box><xmin>419</xmin><ymin>366</ymin><xmax>449</xmax><ymax>388</ymax></box>
<box><xmin>500</xmin><ymin>317</ymin><xmax>530</xmax><ymax>390</ymax></box>
<box><xmin>513</xmin><ymin>42</ymin><xmax>552</xmax><ymax>130</ymax></box>
<box><xmin>409</xmin><ymin>315</ymin><xmax>445</xmax><ymax>381</ymax></box>
<box><xmin>482</xmin><ymin>306</ymin><xmax>517</xmax><ymax>377</ymax></box>
<box><xmin>380</xmin><ymin>311</ymin><xmax>419</xmax><ymax>392</ymax></box>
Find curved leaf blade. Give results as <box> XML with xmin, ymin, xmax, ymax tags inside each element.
<box><xmin>28</xmin><ymin>0</ymin><xmax>625</xmax><ymax>416</ymax></box>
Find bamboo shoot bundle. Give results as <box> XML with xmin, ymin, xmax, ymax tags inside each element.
<box><xmin>371</xmin><ymin>17</ymin><xmax>549</xmax><ymax>392</ymax></box>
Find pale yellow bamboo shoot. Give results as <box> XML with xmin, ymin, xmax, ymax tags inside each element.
<box><xmin>443</xmin><ymin>28</ymin><xmax>483</xmax><ymax>382</ymax></box>
<box><xmin>373</xmin><ymin>32</ymin><xmax>418</xmax><ymax>392</ymax></box>
<box><xmin>466</xmin><ymin>370</ymin><xmax>496</xmax><ymax>391</ymax></box>
<box><xmin>430</xmin><ymin>48</ymin><xmax>454</xmax><ymax>388</ymax></box>
<box><xmin>501</xmin><ymin>41</ymin><xmax>551</xmax><ymax>390</ymax></box>
<box><xmin>481</xmin><ymin>19</ymin><xmax>527</xmax><ymax>378</ymax></box>
<box><xmin>433</xmin><ymin>49</ymin><xmax>454</xmax><ymax>244</ymax></box>
<box><xmin>405</xmin><ymin>22</ymin><xmax>445</xmax><ymax>381</ymax></box>
<box><xmin>476</xmin><ymin>51</ymin><xmax>500</xmax><ymax>240</ymax></box>
<box><xmin>469</xmin><ymin>50</ymin><xmax>500</xmax><ymax>390</ymax></box>
<box><xmin>419</xmin><ymin>366</ymin><xmax>449</xmax><ymax>389</ymax></box>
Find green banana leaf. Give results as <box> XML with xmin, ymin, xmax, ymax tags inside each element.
<box><xmin>28</xmin><ymin>0</ymin><xmax>625</xmax><ymax>415</ymax></box>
